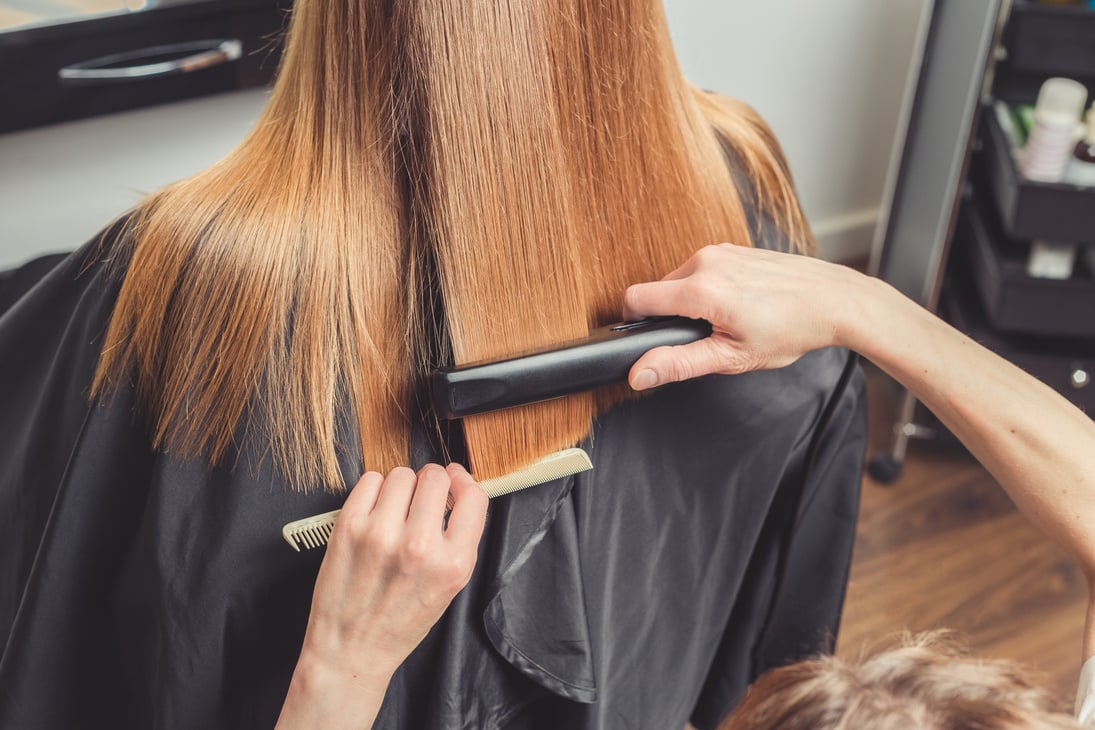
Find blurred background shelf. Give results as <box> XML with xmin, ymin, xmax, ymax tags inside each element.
<box><xmin>1003</xmin><ymin>0</ymin><xmax>1095</xmax><ymax>80</ymax></box>
<box><xmin>0</xmin><ymin>0</ymin><xmax>289</xmax><ymax>133</ymax></box>
<box><xmin>982</xmin><ymin>110</ymin><xmax>1095</xmax><ymax>241</ymax></box>
<box><xmin>957</xmin><ymin>189</ymin><xmax>1095</xmax><ymax>339</ymax></box>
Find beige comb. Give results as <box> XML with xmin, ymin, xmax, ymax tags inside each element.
<box><xmin>282</xmin><ymin>447</ymin><xmax>593</xmax><ymax>551</ymax></box>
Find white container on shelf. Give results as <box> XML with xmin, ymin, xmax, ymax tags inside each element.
<box><xmin>1020</xmin><ymin>77</ymin><xmax>1088</xmax><ymax>183</ymax></box>
<box><xmin>1027</xmin><ymin>240</ymin><xmax>1078</xmax><ymax>280</ymax></box>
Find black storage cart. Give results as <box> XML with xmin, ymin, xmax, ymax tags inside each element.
<box><xmin>869</xmin><ymin>0</ymin><xmax>1095</xmax><ymax>483</ymax></box>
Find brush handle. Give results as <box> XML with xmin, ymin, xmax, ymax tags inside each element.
<box><xmin>431</xmin><ymin>316</ymin><xmax>711</xmax><ymax>419</ymax></box>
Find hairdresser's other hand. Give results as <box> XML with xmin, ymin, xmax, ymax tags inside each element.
<box><xmin>623</xmin><ymin>244</ymin><xmax>869</xmax><ymax>390</ymax></box>
<box><xmin>277</xmin><ymin>464</ymin><xmax>488</xmax><ymax>730</ymax></box>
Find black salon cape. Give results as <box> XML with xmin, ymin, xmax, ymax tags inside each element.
<box><xmin>0</xmin><ymin>225</ymin><xmax>867</xmax><ymax>730</ymax></box>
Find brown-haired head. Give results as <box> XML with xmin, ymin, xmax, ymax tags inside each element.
<box><xmin>721</xmin><ymin>632</ymin><xmax>1083</xmax><ymax>730</ymax></box>
<box><xmin>92</xmin><ymin>0</ymin><xmax>811</xmax><ymax>491</ymax></box>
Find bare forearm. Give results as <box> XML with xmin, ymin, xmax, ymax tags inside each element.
<box><xmin>841</xmin><ymin>275</ymin><xmax>1095</xmax><ymax>584</ymax></box>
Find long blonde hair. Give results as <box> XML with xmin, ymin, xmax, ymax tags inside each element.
<box><xmin>92</xmin><ymin>0</ymin><xmax>810</xmax><ymax>491</ymax></box>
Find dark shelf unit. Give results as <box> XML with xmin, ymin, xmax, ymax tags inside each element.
<box><xmin>982</xmin><ymin>109</ymin><xmax>1095</xmax><ymax>241</ymax></box>
<box><xmin>868</xmin><ymin>0</ymin><xmax>1095</xmax><ymax>484</ymax></box>
<box><xmin>1003</xmin><ymin>0</ymin><xmax>1095</xmax><ymax>80</ymax></box>
<box><xmin>958</xmin><ymin>185</ymin><xmax>1095</xmax><ymax>339</ymax></box>
<box><xmin>0</xmin><ymin>0</ymin><xmax>291</xmax><ymax>134</ymax></box>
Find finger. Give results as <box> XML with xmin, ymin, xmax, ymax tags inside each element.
<box><xmin>341</xmin><ymin>470</ymin><xmax>385</xmax><ymax>516</ymax></box>
<box><xmin>443</xmin><ymin>463</ymin><xmax>488</xmax><ymax>549</ymax></box>
<box><xmin>628</xmin><ymin>338</ymin><xmax>749</xmax><ymax>390</ymax></box>
<box><xmin>406</xmin><ymin>464</ymin><xmax>452</xmax><ymax>531</ymax></box>
<box><xmin>658</xmin><ymin>254</ymin><xmax>701</xmax><ymax>282</ymax></box>
<box><xmin>326</xmin><ymin>471</ymin><xmax>385</xmax><ymax>557</ymax></box>
<box><xmin>634</xmin><ymin>241</ymin><xmax>744</xmax><ymax>296</ymax></box>
<box><xmin>622</xmin><ymin>278</ymin><xmax>701</xmax><ymax>322</ymax></box>
<box><xmin>370</xmin><ymin>466</ymin><xmax>419</xmax><ymax>522</ymax></box>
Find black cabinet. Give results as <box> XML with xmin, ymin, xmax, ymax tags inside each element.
<box><xmin>999</xmin><ymin>1</ymin><xmax>1095</xmax><ymax>82</ymax></box>
<box><xmin>869</xmin><ymin>0</ymin><xmax>1095</xmax><ymax>482</ymax></box>
<box><xmin>952</xmin><ymin>1</ymin><xmax>1095</xmax><ymax>345</ymax></box>
<box><xmin>958</xmin><ymin>186</ymin><xmax>1095</xmax><ymax>340</ymax></box>
<box><xmin>0</xmin><ymin>0</ymin><xmax>290</xmax><ymax>133</ymax></box>
<box><xmin>980</xmin><ymin>109</ymin><xmax>1095</xmax><ymax>243</ymax></box>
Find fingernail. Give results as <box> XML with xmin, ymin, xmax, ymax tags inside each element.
<box><xmin>631</xmin><ymin>369</ymin><xmax>658</xmax><ymax>390</ymax></box>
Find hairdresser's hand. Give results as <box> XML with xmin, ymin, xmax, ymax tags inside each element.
<box><xmin>277</xmin><ymin>464</ymin><xmax>488</xmax><ymax>730</ymax></box>
<box><xmin>623</xmin><ymin>244</ymin><xmax>870</xmax><ymax>390</ymax></box>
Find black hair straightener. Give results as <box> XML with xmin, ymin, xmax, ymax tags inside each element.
<box><xmin>431</xmin><ymin>316</ymin><xmax>712</xmax><ymax>419</ymax></box>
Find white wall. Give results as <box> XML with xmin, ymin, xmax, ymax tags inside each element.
<box><xmin>665</xmin><ymin>0</ymin><xmax>931</xmax><ymax>260</ymax></box>
<box><xmin>0</xmin><ymin>90</ymin><xmax>270</xmax><ymax>268</ymax></box>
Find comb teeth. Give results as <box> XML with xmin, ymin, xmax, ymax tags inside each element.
<box><xmin>282</xmin><ymin>510</ymin><xmax>340</xmax><ymax>552</ymax></box>
<box><xmin>280</xmin><ymin>448</ymin><xmax>593</xmax><ymax>551</ymax></box>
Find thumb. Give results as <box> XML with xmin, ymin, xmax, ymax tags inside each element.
<box><xmin>628</xmin><ymin>338</ymin><xmax>746</xmax><ymax>390</ymax></box>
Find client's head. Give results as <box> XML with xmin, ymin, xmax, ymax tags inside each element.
<box><xmin>721</xmin><ymin>633</ymin><xmax>1082</xmax><ymax>730</ymax></box>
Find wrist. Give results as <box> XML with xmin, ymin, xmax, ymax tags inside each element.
<box><xmin>829</xmin><ymin>267</ymin><xmax>891</xmax><ymax>353</ymax></box>
<box><xmin>296</xmin><ymin>640</ymin><xmax>400</xmax><ymax>690</ymax></box>
<box><xmin>278</xmin><ymin>645</ymin><xmax>396</xmax><ymax>730</ymax></box>
<box><xmin>835</xmin><ymin>272</ymin><xmax>938</xmax><ymax>381</ymax></box>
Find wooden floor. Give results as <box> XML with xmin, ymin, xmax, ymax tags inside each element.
<box><xmin>838</xmin><ymin>367</ymin><xmax>1089</xmax><ymax>701</ymax></box>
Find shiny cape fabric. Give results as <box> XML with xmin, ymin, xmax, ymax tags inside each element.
<box><xmin>0</xmin><ymin>221</ymin><xmax>867</xmax><ymax>730</ymax></box>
